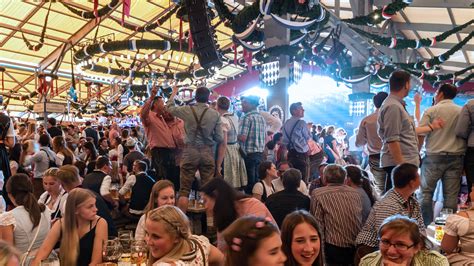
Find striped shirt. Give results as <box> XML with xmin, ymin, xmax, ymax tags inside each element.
<box><xmin>359</xmin><ymin>250</ymin><xmax>449</xmax><ymax>266</ymax></box>
<box><xmin>310</xmin><ymin>185</ymin><xmax>363</xmax><ymax>247</ymax></box>
<box><xmin>356</xmin><ymin>189</ymin><xmax>425</xmax><ymax>247</ymax></box>
<box><xmin>239</xmin><ymin>110</ymin><xmax>266</xmax><ymax>153</ymax></box>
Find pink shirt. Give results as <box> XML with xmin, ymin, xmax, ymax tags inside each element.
<box><xmin>141</xmin><ymin>111</ymin><xmax>175</xmax><ymax>149</ymax></box>
<box><xmin>216</xmin><ymin>197</ymin><xmax>276</xmax><ymax>251</ymax></box>
<box><xmin>109</xmin><ymin>128</ymin><xmax>120</xmax><ymax>143</ymax></box>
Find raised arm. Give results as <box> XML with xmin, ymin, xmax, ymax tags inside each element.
<box><xmin>140</xmin><ymin>86</ymin><xmax>158</xmax><ymax>126</ymax></box>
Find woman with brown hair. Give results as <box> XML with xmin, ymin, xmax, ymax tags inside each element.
<box><xmin>0</xmin><ymin>174</ymin><xmax>51</xmax><ymax>265</ymax></box>
<box><xmin>52</xmin><ymin>136</ymin><xmax>75</xmax><ymax>166</ymax></box>
<box><xmin>135</xmin><ymin>180</ymin><xmax>176</xmax><ymax>241</ymax></box>
<box><xmin>360</xmin><ymin>215</ymin><xmax>448</xmax><ymax>265</ymax></box>
<box><xmin>223</xmin><ymin>215</ymin><xmax>286</xmax><ymax>266</ymax></box>
<box><xmin>281</xmin><ymin>210</ymin><xmax>324</xmax><ymax>266</ymax></box>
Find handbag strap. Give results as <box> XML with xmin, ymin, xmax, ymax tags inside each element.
<box><xmin>21</xmin><ymin>213</ymin><xmax>43</xmax><ymax>265</ymax></box>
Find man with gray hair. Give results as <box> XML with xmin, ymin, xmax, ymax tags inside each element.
<box><xmin>311</xmin><ymin>164</ymin><xmax>363</xmax><ymax>265</ymax></box>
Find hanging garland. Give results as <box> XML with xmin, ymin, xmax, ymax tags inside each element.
<box><xmin>62</xmin><ymin>0</ymin><xmax>120</xmax><ymax>19</ymax></box>
<box><xmin>213</xmin><ymin>0</ymin><xmax>329</xmax><ymax>41</ymax></box>
<box><xmin>73</xmin><ymin>39</ymin><xmax>209</xmax><ymax>80</ymax></box>
<box><xmin>396</xmin><ymin>32</ymin><xmax>473</xmax><ymax>71</ymax></box>
<box><xmin>405</xmin><ymin>65</ymin><xmax>474</xmax><ymax>84</ymax></box>
<box><xmin>109</xmin><ymin>4</ymin><xmax>180</xmax><ymax>32</ymax></box>
<box><xmin>21</xmin><ymin>2</ymin><xmax>52</xmax><ymax>51</ymax></box>
<box><xmin>349</xmin><ymin>19</ymin><xmax>473</xmax><ymax>50</ymax></box>
<box><xmin>341</xmin><ymin>0</ymin><xmax>411</xmax><ymax>26</ymax></box>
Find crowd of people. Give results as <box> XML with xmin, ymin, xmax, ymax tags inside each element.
<box><xmin>0</xmin><ymin>69</ymin><xmax>472</xmax><ymax>265</ymax></box>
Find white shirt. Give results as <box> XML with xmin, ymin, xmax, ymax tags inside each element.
<box><xmin>98</xmin><ymin>171</ymin><xmax>112</xmax><ymax>197</ymax></box>
<box><xmin>252</xmin><ymin>181</ymin><xmax>275</xmax><ymax>198</ymax></box>
<box><xmin>260</xmin><ymin>111</ymin><xmax>282</xmax><ymax>134</ymax></box>
<box><xmin>118</xmin><ymin>172</ymin><xmax>146</xmax><ymax>196</ymax></box>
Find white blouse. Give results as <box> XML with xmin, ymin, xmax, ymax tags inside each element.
<box><xmin>444</xmin><ymin>214</ymin><xmax>471</xmax><ymax>237</ymax></box>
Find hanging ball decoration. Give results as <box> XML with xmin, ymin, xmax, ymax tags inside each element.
<box><xmin>439</xmin><ymin>54</ymin><xmax>446</xmax><ymax>63</ymax></box>
<box><xmin>423</xmin><ymin>61</ymin><xmax>431</xmax><ymax>70</ymax></box>
<box><xmin>415</xmin><ymin>39</ymin><xmax>422</xmax><ymax>49</ymax></box>
<box><xmin>381</xmin><ymin>6</ymin><xmax>393</xmax><ymax>20</ymax></box>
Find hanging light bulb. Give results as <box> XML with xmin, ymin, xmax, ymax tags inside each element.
<box><xmin>159</xmin><ymin>54</ymin><xmax>163</xmax><ymax>60</ymax></box>
<box><xmin>183</xmin><ymin>57</ymin><xmax>187</xmax><ymax>62</ymax></box>
<box><xmin>144</xmin><ymin>54</ymin><xmax>148</xmax><ymax>60</ymax></box>
<box><xmin>112</xmin><ymin>56</ymin><xmax>116</xmax><ymax>62</ymax></box>
<box><xmin>137</xmin><ymin>54</ymin><xmax>141</xmax><ymax>60</ymax></box>
<box><xmin>168</xmin><ymin>54</ymin><xmax>172</xmax><ymax>60</ymax></box>
<box><xmin>152</xmin><ymin>53</ymin><xmax>157</xmax><ymax>60</ymax></box>
<box><xmin>88</xmin><ymin>59</ymin><xmax>93</xmax><ymax>65</ymax></box>
<box><xmin>175</xmin><ymin>55</ymin><xmax>179</xmax><ymax>60</ymax></box>
<box><xmin>120</xmin><ymin>55</ymin><xmax>124</xmax><ymax>60</ymax></box>
<box><xmin>127</xmin><ymin>54</ymin><xmax>131</xmax><ymax>60</ymax></box>
<box><xmin>98</xmin><ymin>58</ymin><xmax>103</xmax><ymax>63</ymax></box>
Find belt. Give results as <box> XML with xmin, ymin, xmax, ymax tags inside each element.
<box><xmin>227</xmin><ymin>141</ymin><xmax>238</xmax><ymax>145</ymax></box>
<box><xmin>426</xmin><ymin>152</ymin><xmax>464</xmax><ymax>156</ymax></box>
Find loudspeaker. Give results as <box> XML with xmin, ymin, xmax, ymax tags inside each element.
<box><xmin>185</xmin><ymin>0</ymin><xmax>221</xmax><ymax>70</ymax></box>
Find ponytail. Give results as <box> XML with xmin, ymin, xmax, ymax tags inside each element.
<box><xmin>6</xmin><ymin>174</ymin><xmax>45</xmax><ymax>229</ymax></box>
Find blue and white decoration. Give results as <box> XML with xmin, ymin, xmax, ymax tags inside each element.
<box><xmin>289</xmin><ymin>61</ymin><xmax>303</xmax><ymax>85</ymax></box>
<box><xmin>260</xmin><ymin>61</ymin><xmax>280</xmax><ymax>86</ymax></box>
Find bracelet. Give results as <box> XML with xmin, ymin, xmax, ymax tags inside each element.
<box><xmin>428</xmin><ymin>124</ymin><xmax>434</xmax><ymax>131</ymax></box>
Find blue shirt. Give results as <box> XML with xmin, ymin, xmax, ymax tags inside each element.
<box><xmin>282</xmin><ymin>117</ymin><xmax>311</xmax><ymax>153</ymax></box>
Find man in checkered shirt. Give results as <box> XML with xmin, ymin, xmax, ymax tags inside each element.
<box><xmin>238</xmin><ymin>95</ymin><xmax>267</xmax><ymax>194</ymax></box>
<box><xmin>354</xmin><ymin>163</ymin><xmax>425</xmax><ymax>264</ymax></box>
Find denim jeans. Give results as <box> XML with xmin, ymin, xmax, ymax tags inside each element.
<box><xmin>244</xmin><ymin>152</ymin><xmax>263</xmax><ymax>194</ymax></box>
<box><xmin>419</xmin><ymin>155</ymin><xmax>464</xmax><ymax>226</ymax></box>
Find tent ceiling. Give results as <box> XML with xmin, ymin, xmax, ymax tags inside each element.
<box><xmin>321</xmin><ymin>0</ymin><xmax>473</xmax><ymax>74</ymax></box>
<box><xmin>0</xmin><ymin>0</ymin><xmax>472</xmax><ymax>112</ymax></box>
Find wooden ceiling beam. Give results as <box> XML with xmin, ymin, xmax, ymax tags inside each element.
<box><xmin>38</xmin><ymin>4</ymin><xmax>122</xmax><ymax>73</ymax></box>
<box><xmin>0</xmin><ymin>2</ymin><xmax>45</xmax><ymax>47</ymax></box>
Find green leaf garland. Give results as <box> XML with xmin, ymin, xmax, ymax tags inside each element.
<box><xmin>349</xmin><ymin>19</ymin><xmax>473</xmax><ymax>50</ymax></box>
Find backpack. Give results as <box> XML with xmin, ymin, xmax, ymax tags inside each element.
<box><xmin>42</xmin><ymin>150</ymin><xmax>57</xmax><ymax>168</ymax></box>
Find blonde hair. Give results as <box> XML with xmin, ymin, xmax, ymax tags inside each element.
<box><xmin>147</xmin><ymin>205</ymin><xmax>191</xmax><ymax>264</ymax></box>
<box><xmin>110</xmin><ymin>161</ymin><xmax>120</xmax><ymax>183</ymax></box>
<box><xmin>60</xmin><ymin>188</ymin><xmax>96</xmax><ymax>265</ymax></box>
<box><xmin>144</xmin><ymin>180</ymin><xmax>175</xmax><ymax>213</ymax></box>
<box><xmin>43</xmin><ymin>167</ymin><xmax>59</xmax><ymax>178</ymax></box>
<box><xmin>0</xmin><ymin>240</ymin><xmax>20</xmax><ymax>265</ymax></box>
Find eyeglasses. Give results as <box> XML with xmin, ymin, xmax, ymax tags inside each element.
<box><xmin>379</xmin><ymin>239</ymin><xmax>415</xmax><ymax>251</ymax></box>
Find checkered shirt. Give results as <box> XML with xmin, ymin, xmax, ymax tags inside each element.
<box><xmin>239</xmin><ymin>110</ymin><xmax>267</xmax><ymax>153</ymax></box>
<box><xmin>356</xmin><ymin>189</ymin><xmax>425</xmax><ymax>247</ymax></box>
